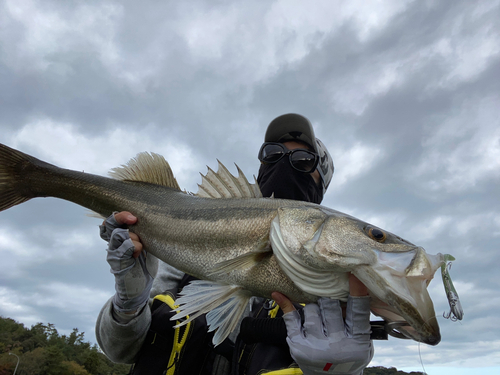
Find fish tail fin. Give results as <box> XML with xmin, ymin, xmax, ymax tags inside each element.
<box><xmin>0</xmin><ymin>143</ymin><xmax>44</xmax><ymax>212</ymax></box>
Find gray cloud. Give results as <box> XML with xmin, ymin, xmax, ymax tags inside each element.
<box><xmin>1</xmin><ymin>0</ymin><xmax>499</xmax><ymax>372</ymax></box>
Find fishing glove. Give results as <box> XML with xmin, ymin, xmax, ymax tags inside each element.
<box><xmin>283</xmin><ymin>296</ymin><xmax>373</xmax><ymax>375</ymax></box>
<box><xmin>100</xmin><ymin>213</ymin><xmax>158</xmax><ymax>314</ymax></box>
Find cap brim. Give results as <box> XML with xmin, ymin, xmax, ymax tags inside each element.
<box><xmin>264</xmin><ymin>114</ymin><xmax>318</xmax><ymax>153</ymax></box>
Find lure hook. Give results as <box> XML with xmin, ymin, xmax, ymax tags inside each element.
<box><xmin>441</xmin><ymin>259</ymin><xmax>464</xmax><ymax>321</ymax></box>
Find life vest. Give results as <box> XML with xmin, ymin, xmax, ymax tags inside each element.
<box><xmin>129</xmin><ymin>274</ymin><xmax>303</xmax><ymax>375</ymax></box>
<box><xmin>129</xmin><ymin>274</ymin><xmax>217</xmax><ymax>375</ymax></box>
<box><xmin>232</xmin><ymin>299</ymin><xmax>303</xmax><ymax>375</ymax></box>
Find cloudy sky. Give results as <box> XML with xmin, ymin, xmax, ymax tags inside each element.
<box><xmin>1</xmin><ymin>0</ymin><xmax>499</xmax><ymax>373</ymax></box>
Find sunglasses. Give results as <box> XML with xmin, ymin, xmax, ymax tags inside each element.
<box><xmin>258</xmin><ymin>142</ymin><xmax>319</xmax><ymax>173</ymax></box>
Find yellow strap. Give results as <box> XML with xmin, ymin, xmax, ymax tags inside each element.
<box><xmin>154</xmin><ymin>293</ymin><xmax>177</xmax><ymax>307</ymax></box>
<box><xmin>261</xmin><ymin>368</ymin><xmax>303</xmax><ymax>375</ymax></box>
<box><xmin>267</xmin><ymin>302</ymin><xmax>280</xmax><ymax>318</ymax></box>
<box><xmin>153</xmin><ymin>294</ymin><xmax>192</xmax><ymax>375</ymax></box>
<box><xmin>267</xmin><ymin>301</ymin><xmax>305</xmax><ymax>318</ymax></box>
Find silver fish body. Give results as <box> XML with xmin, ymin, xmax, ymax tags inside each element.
<box><xmin>0</xmin><ymin>143</ymin><xmax>444</xmax><ymax>346</ymax></box>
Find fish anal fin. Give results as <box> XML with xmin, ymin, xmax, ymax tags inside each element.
<box><xmin>109</xmin><ymin>152</ymin><xmax>181</xmax><ymax>190</ymax></box>
<box><xmin>171</xmin><ymin>280</ymin><xmax>252</xmax><ymax>346</ymax></box>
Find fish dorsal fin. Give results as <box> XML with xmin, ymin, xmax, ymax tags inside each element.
<box><xmin>195</xmin><ymin>160</ymin><xmax>262</xmax><ymax>198</ymax></box>
<box><xmin>109</xmin><ymin>152</ymin><xmax>181</xmax><ymax>190</ymax></box>
<box><xmin>171</xmin><ymin>280</ymin><xmax>252</xmax><ymax>346</ymax></box>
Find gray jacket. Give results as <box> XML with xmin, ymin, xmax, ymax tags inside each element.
<box><xmin>95</xmin><ymin>260</ymin><xmax>232</xmax><ymax>374</ymax></box>
<box><xmin>96</xmin><ymin>260</ymin><xmax>183</xmax><ymax>363</ymax></box>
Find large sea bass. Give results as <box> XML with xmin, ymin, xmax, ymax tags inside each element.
<box><xmin>0</xmin><ymin>143</ymin><xmax>447</xmax><ymax>346</ymax></box>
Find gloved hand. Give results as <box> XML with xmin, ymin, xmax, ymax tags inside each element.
<box><xmin>100</xmin><ymin>212</ymin><xmax>158</xmax><ymax>313</ymax></box>
<box><xmin>273</xmin><ymin>276</ymin><xmax>373</xmax><ymax>375</ymax></box>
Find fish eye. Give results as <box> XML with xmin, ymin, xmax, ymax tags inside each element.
<box><xmin>368</xmin><ymin>227</ymin><xmax>386</xmax><ymax>243</ymax></box>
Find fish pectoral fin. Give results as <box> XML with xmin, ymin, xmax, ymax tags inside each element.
<box><xmin>171</xmin><ymin>280</ymin><xmax>252</xmax><ymax>346</ymax></box>
<box><xmin>270</xmin><ymin>216</ymin><xmax>350</xmax><ymax>299</ymax></box>
<box><xmin>208</xmin><ymin>250</ymin><xmax>272</xmax><ymax>277</ymax></box>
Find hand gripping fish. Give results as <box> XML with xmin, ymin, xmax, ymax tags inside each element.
<box><xmin>0</xmin><ymin>143</ymin><xmax>459</xmax><ymax>346</ymax></box>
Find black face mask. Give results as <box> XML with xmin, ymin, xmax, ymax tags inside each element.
<box><xmin>257</xmin><ymin>159</ymin><xmax>323</xmax><ymax>204</ymax></box>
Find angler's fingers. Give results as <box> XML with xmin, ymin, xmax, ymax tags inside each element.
<box><xmin>349</xmin><ymin>274</ymin><xmax>369</xmax><ymax>297</ymax></box>
<box><xmin>129</xmin><ymin>232</ymin><xmax>140</xmax><ymax>242</ymax></box>
<box><xmin>345</xmin><ymin>274</ymin><xmax>371</xmax><ymax>338</ymax></box>
<box><xmin>318</xmin><ymin>298</ymin><xmax>344</xmax><ymax>335</ymax></box>
<box><xmin>129</xmin><ymin>232</ymin><xmax>143</xmax><ymax>258</ymax></box>
<box><xmin>100</xmin><ymin>212</ymin><xmax>140</xmax><ymax>249</ymax></box>
<box><xmin>273</xmin><ymin>292</ymin><xmax>303</xmax><ymax>338</ymax></box>
<box><xmin>272</xmin><ymin>292</ymin><xmax>296</xmax><ymax>314</ymax></box>
<box><xmin>303</xmin><ymin>303</ymin><xmax>323</xmax><ymax>334</ymax></box>
<box><xmin>114</xmin><ymin>211</ymin><xmax>138</xmax><ymax>226</ymax></box>
<box><xmin>344</xmin><ymin>296</ymin><xmax>371</xmax><ymax>339</ymax></box>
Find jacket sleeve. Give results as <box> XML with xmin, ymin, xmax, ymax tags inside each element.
<box><xmin>95</xmin><ymin>297</ymin><xmax>152</xmax><ymax>364</ymax></box>
<box><xmin>95</xmin><ymin>262</ymin><xmax>186</xmax><ymax>364</ymax></box>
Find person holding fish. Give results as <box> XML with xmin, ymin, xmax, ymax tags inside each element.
<box><xmin>96</xmin><ymin>114</ymin><xmax>374</xmax><ymax>375</ymax></box>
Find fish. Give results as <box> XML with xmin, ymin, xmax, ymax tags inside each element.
<box><xmin>0</xmin><ymin>142</ymin><xmax>447</xmax><ymax>346</ymax></box>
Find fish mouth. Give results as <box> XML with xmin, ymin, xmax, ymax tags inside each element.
<box><xmin>377</xmin><ymin>288</ymin><xmax>441</xmax><ymax>345</ymax></box>
<box><xmin>354</xmin><ymin>248</ymin><xmax>444</xmax><ymax>346</ymax></box>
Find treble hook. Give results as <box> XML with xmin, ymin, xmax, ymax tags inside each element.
<box><xmin>441</xmin><ymin>260</ymin><xmax>464</xmax><ymax>321</ymax></box>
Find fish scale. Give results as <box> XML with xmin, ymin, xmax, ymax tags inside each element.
<box><xmin>0</xmin><ymin>142</ymin><xmax>455</xmax><ymax>346</ymax></box>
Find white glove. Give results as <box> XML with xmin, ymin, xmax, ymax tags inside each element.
<box><xmin>283</xmin><ymin>296</ymin><xmax>373</xmax><ymax>375</ymax></box>
<box><xmin>100</xmin><ymin>213</ymin><xmax>157</xmax><ymax>313</ymax></box>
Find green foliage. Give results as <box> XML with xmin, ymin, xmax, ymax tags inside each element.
<box><xmin>62</xmin><ymin>361</ymin><xmax>89</xmax><ymax>375</ymax></box>
<box><xmin>0</xmin><ymin>316</ymin><xmax>129</xmax><ymax>375</ymax></box>
<box><xmin>1</xmin><ymin>316</ymin><xmax>424</xmax><ymax>375</ymax></box>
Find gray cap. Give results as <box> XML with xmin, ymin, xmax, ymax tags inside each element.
<box><xmin>264</xmin><ymin>113</ymin><xmax>334</xmax><ymax>194</ymax></box>
<box><xmin>264</xmin><ymin>114</ymin><xmax>318</xmax><ymax>153</ymax></box>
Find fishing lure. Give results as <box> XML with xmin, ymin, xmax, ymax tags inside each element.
<box><xmin>441</xmin><ymin>254</ymin><xmax>464</xmax><ymax>321</ymax></box>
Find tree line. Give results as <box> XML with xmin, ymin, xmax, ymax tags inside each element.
<box><xmin>363</xmin><ymin>367</ymin><xmax>424</xmax><ymax>375</ymax></box>
<box><xmin>0</xmin><ymin>316</ymin><xmax>423</xmax><ymax>374</ymax></box>
<box><xmin>0</xmin><ymin>316</ymin><xmax>129</xmax><ymax>374</ymax></box>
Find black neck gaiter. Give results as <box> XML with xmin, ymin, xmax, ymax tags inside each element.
<box><xmin>256</xmin><ymin>159</ymin><xmax>323</xmax><ymax>204</ymax></box>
